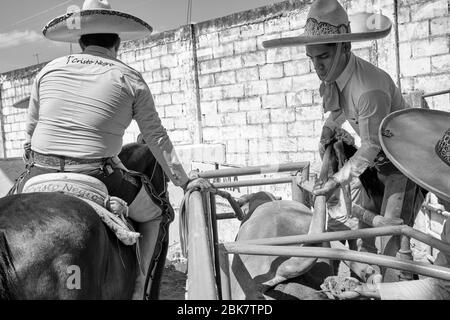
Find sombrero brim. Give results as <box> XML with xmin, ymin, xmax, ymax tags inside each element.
<box><xmin>379</xmin><ymin>108</ymin><xmax>450</xmax><ymax>202</ymax></box>
<box><xmin>43</xmin><ymin>9</ymin><xmax>153</xmax><ymax>43</ymax></box>
<box><xmin>263</xmin><ymin>13</ymin><xmax>391</xmax><ymax>48</ymax></box>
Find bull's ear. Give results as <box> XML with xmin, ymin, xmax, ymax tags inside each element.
<box><xmin>137</xmin><ymin>133</ymin><xmax>145</xmax><ymax>144</ymax></box>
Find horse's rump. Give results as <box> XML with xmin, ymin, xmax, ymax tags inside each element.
<box><xmin>0</xmin><ymin>192</ymin><xmax>136</xmax><ymax>299</ymax></box>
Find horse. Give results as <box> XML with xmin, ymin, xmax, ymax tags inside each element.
<box><xmin>0</xmin><ymin>138</ymin><xmax>170</xmax><ymax>299</ymax></box>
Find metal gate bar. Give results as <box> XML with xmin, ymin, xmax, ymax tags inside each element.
<box><xmin>219</xmin><ymin>244</ymin><xmax>450</xmax><ymax>281</ymax></box>
<box><xmin>222</xmin><ymin>225</ymin><xmax>450</xmax><ymax>255</ymax></box>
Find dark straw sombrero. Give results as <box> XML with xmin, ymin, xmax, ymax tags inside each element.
<box><xmin>263</xmin><ymin>0</ymin><xmax>391</xmax><ymax>48</ymax></box>
<box><xmin>379</xmin><ymin>108</ymin><xmax>450</xmax><ymax>202</ymax></box>
<box><xmin>42</xmin><ymin>0</ymin><xmax>153</xmax><ymax>43</ymax></box>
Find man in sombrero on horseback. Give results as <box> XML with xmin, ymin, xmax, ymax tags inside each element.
<box><xmin>15</xmin><ymin>0</ymin><xmax>211</xmax><ymax>299</ymax></box>
<box><xmin>263</xmin><ymin>0</ymin><xmax>425</xmax><ymax>282</ymax></box>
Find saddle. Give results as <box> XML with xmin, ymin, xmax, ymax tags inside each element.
<box><xmin>22</xmin><ymin>172</ymin><xmax>140</xmax><ymax>245</ymax></box>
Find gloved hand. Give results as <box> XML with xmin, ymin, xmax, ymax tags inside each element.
<box><xmin>312</xmin><ymin>177</ymin><xmax>340</xmax><ymax>201</ymax></box>
<box><xmin>319</xmin><ymin>126</ymin><xmax>335</xmax><ymax>159</ymax></box>
<box><xmin>182</xmin><ymin>170</ymin><xmax>215</xmax><ymax>192</ymax></box>
<box><xmin>334</xmin><ymin>128</ymin><xmax>355</xmax><ymax>146</ymax></box>
<box><xmin>23</xmin><ymin>141</ymin><xmax>32</xmax><ymax>163</ymax></box>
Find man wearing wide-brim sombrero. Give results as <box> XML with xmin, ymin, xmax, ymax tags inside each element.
<box><xmin>333</xmin><ymin>108</ymin><xmax>450</xmax><ymax>300</ymax></box>
<box><xmin>263</xmin><ymin>0</ymin><xmax>425</xmax><ymax>280</ymax></box>
<box><xmin>18</xmin><ymin>0</ymin><xmax>212</xmax><ymax>299</ymax></box>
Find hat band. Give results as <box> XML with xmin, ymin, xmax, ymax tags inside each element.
<box><xmin>436</xmin><ymin>128</ymin><xmax>450</xmax><ymax>167</ymax></box>
<box><xmin>304</xmin><ymin>17</ymin><xmax>350</xmax><ymax>37</ymax></box>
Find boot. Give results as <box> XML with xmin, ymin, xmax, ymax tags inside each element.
<box><xmin>132</xmin><ymin>217</ymin><xmax>162</xmax><ymax>300</ymax></box>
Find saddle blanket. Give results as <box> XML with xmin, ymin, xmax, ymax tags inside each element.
<box><xmin>22</xmin><ymin>172</ymin><xmax>140</xmax><ymax>246</ymax></box>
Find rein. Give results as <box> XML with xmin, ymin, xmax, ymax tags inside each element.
<box><xmin>126</xmin><ymin>166</ymin><xmax>174</xmax><ymax>300</ymax></box>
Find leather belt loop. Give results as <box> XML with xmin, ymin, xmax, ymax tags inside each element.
<box><xmin>59</xmin><ymin>156</ymin><xmax>65</xmax><ymax>171</ymax></box>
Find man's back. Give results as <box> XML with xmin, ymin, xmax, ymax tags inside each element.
<box><xmin>29</xmin><ymin>45</ymin><xmax>142</xmax><ymax>158</ymax></box>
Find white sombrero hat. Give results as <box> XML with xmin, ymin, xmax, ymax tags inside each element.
<box><xmin>379</xmin><ymin>108</ymin><xmax>450</xmax><ymax>202</ymax></box>
<box><xmin>263</xmin><ymin>0</ymin><xmax>391</xmax><ymax>48</ymax></box>
<box><xmin>42</xmin><ymin>0</ymin><xmax>153</xmax><ymax>43</ymax></box>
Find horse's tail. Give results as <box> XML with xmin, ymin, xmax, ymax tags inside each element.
<box><xmin>0</xmin><ymin>231</ymin><xmax>19</xmax><ymax>300</ymax></box>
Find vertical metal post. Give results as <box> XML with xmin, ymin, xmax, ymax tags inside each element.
<box><xmin>187</xmin><ymin>191</ymin><xmax>217</xmax><ymax>299</ymax></box>
<box><xmin>397</xmin><ymin>235</ymin><xmax>414</xmax><ymax>280</ymax></box>
<box><xmin>219</xmin><ymin>247</ymin><xmax>231</xmax><ymax>300</ymax></box>
<box><xmin>209</xmin><ymin>192</ymin><xmax>223</xmax><ymax>299</ymax></box>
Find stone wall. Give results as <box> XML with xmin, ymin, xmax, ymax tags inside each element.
<box><xmin>1</xmin><ymin>0</ymin><xmax>449</xmax><ymax>187</ymax></box>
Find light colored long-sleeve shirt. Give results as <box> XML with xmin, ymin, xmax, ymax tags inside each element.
<box><xmin>26</xmin><ymin>45</ymin><xmax>188</xmax><ymax>187</ymax></box>
<box><xmin>324</xmin><ymin>53</ymin><xmax>408</xmax><ymax>185</ymax></box>
<box><xmin>376</xmin><ymin>218</ymin><xmax>450</xmax><ymax>300</ymax></box>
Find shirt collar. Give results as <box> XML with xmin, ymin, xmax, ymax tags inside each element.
<box><xmin>335</xmin><ymin>53</ymin><xmax>356</xmax><ymax>91</ymax></box>
<box><xmin>83</xmin><ymin>45</ymin><xmax>116</xmax><ymax>59</ymax></box>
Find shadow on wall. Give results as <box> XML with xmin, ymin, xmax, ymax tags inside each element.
<box><xmin>0</xmin><ymin>159</ymin><xmax>25</xmax><ymax>196</ymax></box>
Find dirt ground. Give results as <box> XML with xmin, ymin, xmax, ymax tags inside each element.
<box><xmin>159</xmin><ymin>261</ymin><xmax>187</xmax><ymax>300</ymax></box>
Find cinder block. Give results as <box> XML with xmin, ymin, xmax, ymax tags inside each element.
<box><xmin>203</xmin><ymin>113</ymin><xmax>223</xmax><ymax>126</ymax></box>
<box><xmin>260</xmin><ymin>63</ymin><xmax>284</xmax><ymax>79</ymax></box>
<box><xmin>412</xmin><ymin>38</ymin><xmax>448</xmax><ymax>58</ymax></box>
<box><xmin>400</xmin><ymin>57</ymin><xmax>431</xmax><ymax>76</ymax></box>
<box><xmin>218</xmin><ymin>99</ymin><xmax>239</xmax><ymax>113</ymax></box>
<box><xmin>219</xmin><ymin>28</ymin><xmax>241</xmax><ymax>44</ymax></box>
<box><xmin>154</xmin><ymin>93</ymin><xmax>172</xmax><ymax>106</ymax></box>
<box><xmin>199</xmin><ymin>74</ymin><xmax>215</xmax><ymax>88</ymax></box>
<box><xmin>432</xmin><ymin>54</ymin><xmax>450</xmax><ymax>72</ymax></box>
<box><xmin>292</xmin><ymin>73</ymin><xmax>320</xmax><ymax>91</ymax></box>
<box><xmin>431</xmin><ymin>16</ymin><xmax>450</xmax><ymax>36</ymax></box>
<box><xmin>414</xmin><ymin>74</ymin><xmax>450</xmax><ymax>93</ymax></box>
<box><xmin>222</xmin><ymin>84</ymin><xmax>244</xmax><ymax>99</ymax></box>
<box><xmin>198</xmin><ymin>32</ymin><xmax>220</xmax><ymax>48</ymax></box>
<box><xmin>284</xmin><ymin>60</ymin><xmax>310</xmax><ymax>76</ymax></box>
<box><xmin>287</xmin><ymin>121</ymin><xmax>315</xmax><ymax>137</ymax></box>
<box><xmin>220</xmin><ymin>56</ymin><xmax>242</xmax><ymax>71</ymax></box>
<box><xmin>295</xmin><ymin>105</ymin><xmax>324</xmax><ymax>121</ymax></box>
<box><xmin>262</xmin><ymin>123</ymin><xmax>288</xmax><ymax>137</ymax></box>
<box><xmin>242</xmin><ymin>51</ymin><xmax>266</xmax><ymax>67</ymax></box>
<box><xmin>297</xmin><ymin>137</ymin><xmax>319</xmax><ymax>152</ymax></box>
<box><xmin>152</xmin><ymin>68</ymin><xmax>171</xmax><ymax>81</ymax></box>
<box><xmin>151</xmin><ymin>45</ymin><xmax>168</xmax><ymax>58</ymax></box>
<box><xmin>196</xmin><ymin>47</ymin><xmax>213</xmax><ymax>60</ymax></box>
<box><xmin>199</xmin><ymin>59</ymin><xmax>221</xmax><ymax>74</ymax></box>
<box><xmin>272</xmin><ymin>137</ymin><xmax>298</xmax><ymax>152</ymax></box>
<box><xmin>212</xmin><ymin>43</ymin><xmax>234</xmax><ymax>58</ymax></box>
<box><xmin>287</xmin><ymin>90</ymin><xmax>313</xmax><ymax>107</ymax></box>
<box><xmin>165</xmin><ymin>104</ymin><xmax>183</xmax><ymax>117</ymax></box>
<box><xmin>214</xmin><ymin>71</ymin><xmax>236</xmax><ymax>85</ymax></box>
<box><xmin>160</xmin><ymin>54</ymin><xmax>179</xmax><ymax>68</ymax></box>
<box><xmin>411</xmin><ymin>0</ymin><xmax>448</xmax><ymax>21</ymax></box>
<box><xmin>262</xmin><ymin>94</ymin><xmax>286</xmax><ymax>109</ymax></box>
<box><xmin>234</xmin><ymin>39</ymin><xmax>257</xmax><ymax>54</ymax></box>
<box><xmin>148</xmin><ymin>82</ymin><xmax>162</xmax><ymax>95</ymax></box>
<box><xmin>247</xmin><ymin>110</ymin><xmax>270</xmax><ymax>124</ymax></box>
<box><xmin>236</xmin><ymin>67</ymin><xmax>259</xmax><ymax>82</ymax></box>
<box><xmin>200</xmin><ymin>87</ymin><xmax>223</xmax><ymax>101</ymax></box>
<box><xmin>266</xmin><ymin>47</ymin><xmax>292</xmax><ymax>63</ymax></box>
<box><xmin>223</xmin><ymin>112</ymin><xmax>247</xmax><ymax>126</ymax></box>
<box><xmin>238</xmin><ymin>97</ymin><xmax>261</xmax><ymax>111</ymax></box>
<box><xmin>240</xmin><ymin>23</ymin><xmax>265</xmax><ymax>38</ymax></box>
<box><xmin>270</xmin><ymin>108</ymin><xmax>296</xmax><ymax>123</ymax></box>
<box><xmin>398</xmin><ymin>21</ymin><xmax>429</xmax><ymax>42</ymax></box>
<box><xmin>267</xmin><ymin>77</ymin><xmax>293</xmax><ymax>93</ymax></box>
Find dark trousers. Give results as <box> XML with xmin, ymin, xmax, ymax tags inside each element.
<box><xmin>17</xmin><ymin>164</ymin><xmax>141</xmax><ymax>205</ymax></box>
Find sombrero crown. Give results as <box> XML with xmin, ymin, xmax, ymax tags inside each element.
<box><xmin>263</xmin><ymin>0</ymin><xmax>392</xmax><ymax>48</ymax></box>
<box><xmin>43</xmin><ymin>0</ymin><xmax>153</xmax><ymax>43</ymax></box>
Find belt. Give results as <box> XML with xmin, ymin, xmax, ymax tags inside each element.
<box><xmin>32</xmin><ymin>151</ymin><xmax>108</xmax><ymax>168</ymax></box>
